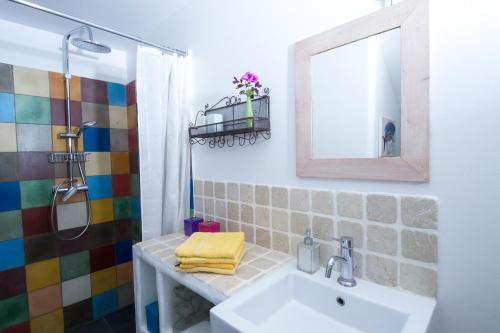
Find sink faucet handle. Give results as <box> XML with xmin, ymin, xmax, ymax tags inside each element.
<box><xmin>328</xmin><ymin>236</ymin><xmax>354</xmax><ymax>249</ymax></box>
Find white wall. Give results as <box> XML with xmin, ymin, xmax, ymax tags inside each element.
<box><xmin>0</xmin><ymin>18</ymin><xmax>130</xmax><ymax>83</ymax></box>
<box><xmin>150</xmin><ymin>0</ymin><xmax>500</xmax><ymax>332</ymax></box>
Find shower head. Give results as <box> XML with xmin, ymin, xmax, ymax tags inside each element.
<box><xmin>62</xmin><ymin>185</ymin><xmax>78</xmax><ymax>202</ymax></box>
<box><xmin>71</xmin><ymin>38</ymin><xmax>111</xmax><ymax>54</ymax></box>
<box><xmin>75</xmin><ymin>121</ymin><xmax>96</xmax><ymax>136</ymax></box>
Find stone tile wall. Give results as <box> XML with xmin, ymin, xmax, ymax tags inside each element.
<box><xmin>195</xmin><ymin>179</ymin><xmax>439</xmax><ymax>297</ymax></box>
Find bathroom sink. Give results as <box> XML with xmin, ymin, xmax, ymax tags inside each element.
<box><xmin>210</xmin><ymin>262</ymin><xmax>435</xmax><ymax>333</ymax></box>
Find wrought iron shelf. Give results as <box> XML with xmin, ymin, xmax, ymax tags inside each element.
<box><xmin>189</xmin><ymin>89</ymin><xmax>271</xmax><ymax>148</ymax></box>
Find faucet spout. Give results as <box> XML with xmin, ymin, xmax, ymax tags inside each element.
<box><xmin>324</xmin><ymin>236</ymin><xmax>356</xmax><ymax>287</ymax></box>
<box><xmin>325</xmin><ymin>255</ymin><xmax>346</xmax><ymax>278</ymax></box>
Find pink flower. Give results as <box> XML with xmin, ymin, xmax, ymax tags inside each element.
<box><xmin>240</xmin><ymin>72</ymin><xmax>259</xmax><ymax>83</ymax></box>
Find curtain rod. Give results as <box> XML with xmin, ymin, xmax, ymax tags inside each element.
<box><xmin>8</xmin><ymin>0</ymin><xmax>187</xmax><ymax>56</ymax></box>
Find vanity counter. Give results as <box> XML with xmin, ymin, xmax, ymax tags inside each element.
<box><xmin>133</xmin><ymin>233</ymin><xmax>292</xmax><ymax>332</ymax></box>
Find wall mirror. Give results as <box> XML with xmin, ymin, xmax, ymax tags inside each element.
<box><xmin>295</xmin><ymin>0</ymin><xmax>429</xmax><ymax>181</ymax></box>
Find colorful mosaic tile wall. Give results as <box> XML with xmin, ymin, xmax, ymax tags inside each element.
<box><xmin>0</xmin><ymin>62</ymin><xmax>141</xmax><ymax>332</ymax></box>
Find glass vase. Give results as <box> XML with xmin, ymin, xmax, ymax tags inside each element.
<box><xmin>245</xmin><ymin>98</ymin><xmax>253</xmax><ymax>128</ymax></box>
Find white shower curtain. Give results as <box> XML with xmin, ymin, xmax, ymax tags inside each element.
<box><xmin>136</xmin><ymin>46</ymin><xmax>192</xmax><ymax>240</ymax></box>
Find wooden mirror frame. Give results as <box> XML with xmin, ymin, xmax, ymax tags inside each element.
<box><xmin>295</xmin><ymin>0</ymin><xmax>429</xmax><ymax>182</ymax></box>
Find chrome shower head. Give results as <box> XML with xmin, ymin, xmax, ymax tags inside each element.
<box><xmin>71</xmin><ymin>38</ymin><xmax>111</xmax><ymax>54</ymax></box>
<box><xmin>62</xmin><ymin>185</ymin><xmax>78</xmax><ymax>202</ymax></box>
<box><xmin>75</xmin><ymin>121</ymin><xmax>96</xmax><ymax>136</ymax></box>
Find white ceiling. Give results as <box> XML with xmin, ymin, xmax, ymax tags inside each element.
<box><xmin>0</xmin><ymin>0</ymin><xmax>192</xmax><ymax>53</ymax></box>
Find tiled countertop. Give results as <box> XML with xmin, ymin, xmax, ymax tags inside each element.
<box><xmin>134</xmin><ymin>233</ymin><xmax>292</xmax><ymax>303</ymax></box>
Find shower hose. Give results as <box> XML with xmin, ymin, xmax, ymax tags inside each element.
<box><xmin>50</xmin><ymin>137</ymin><xmax>92</xmax><ymax>240</ymax></box>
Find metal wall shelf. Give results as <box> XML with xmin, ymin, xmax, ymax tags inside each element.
<box><xmin>189</xmin><ymin>90</ymin><xmax>271</xmax><ymax>148</ymax></box>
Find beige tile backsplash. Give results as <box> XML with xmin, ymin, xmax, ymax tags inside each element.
<box><xmin>195</xmin><ymin>179</ymin><xmax>439</xmax><ymax>298</ymax></box>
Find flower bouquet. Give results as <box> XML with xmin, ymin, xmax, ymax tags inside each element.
<box><xmin>233</xmin><ymin>72</ymin><xmax>262</xmax><ymax>128</ymax></box>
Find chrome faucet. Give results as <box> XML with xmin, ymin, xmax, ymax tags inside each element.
<box><xmin>325</xmin><ymin>236</ymin><xmax>356</xmax><ymax>287</ymax></box>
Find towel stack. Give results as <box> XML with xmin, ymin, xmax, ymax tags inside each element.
<box><xmin>175</xmin><ymin>232</ymin><xmax>245</xmax><ymax>275</ymax></box>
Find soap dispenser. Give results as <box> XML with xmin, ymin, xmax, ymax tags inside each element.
<box><xmin>297</xmin><ymin>227</ymin><xmax>320</xmax><ymax>274</ymax></box>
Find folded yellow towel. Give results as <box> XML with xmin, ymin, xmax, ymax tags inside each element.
<box><xmin>175</xmin><ymin>232</ymin><xmax>244</xmax><ymax>259</ymax></box>
<box><xmin>175</xmin><ymin>232</ymin><xmax>245</xmax><ymax>275</ymax></box>
<box><xmin>176</xmin><ymin>243</ymin><xmax>244</xmax><ymax>265</ymax></box>
<box><xmin>175</xmin><ymin>245</ymin><xmax>245</xmax><ymax>275</ymax></box>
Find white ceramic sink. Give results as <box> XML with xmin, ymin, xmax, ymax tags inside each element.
<box><xmin>210</xmin><ymin>262</ymin><xmax>435</xmax><ymax>333</ymax></box>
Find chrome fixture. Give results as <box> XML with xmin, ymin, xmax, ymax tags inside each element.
<box><xmin>325</xmin><ymin>236</ymin><xmax>356</xmax><ymax>287</ymax></box>
<box><xmin>8</xmin><ymin>0</ymin><xmax>187</xmax><ymax>56</ymax></box>
<box><xmin>76</xmin><ymin>121</ymin><xmax>97</xmax><ymax>136</ymax></box>
<box><xmin>49</xmin><ymin>26</ymin><xmax>106</xmax><ymax>240</ymax></box>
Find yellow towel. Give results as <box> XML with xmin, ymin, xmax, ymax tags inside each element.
<box><xmin>176</xmin><ymin>243</ymin><xmax>244</xmax><ymax>265</ymax></box>
<box><xmin>175</xmin><ymin>232</ymin><xmax>245</xmax><ymax>275</ymax></box>
<box><xmin>175</xmin><ymin>232</ymin><xmax>244</xmax><ymax>259</ymax></box>
<box><xmin>175</xmin><ymin>245</ymin><xmax>245</xmax><ymax>275</ymax></box>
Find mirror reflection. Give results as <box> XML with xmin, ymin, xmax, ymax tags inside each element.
<box><xmin>311</xmin><ymin>28</ymin><xmax>401</xmax><ymax>159</ymax></box>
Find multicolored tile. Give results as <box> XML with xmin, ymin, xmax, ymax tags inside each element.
<box><xmin>88</xmin><ymin>222</ymin><xmax>115</xmax><ymax>249</ymax></box>
<box><xmin>0</xmin><ymin>294</ymin><xmax>28</xmax><ymax>330</ymax></box>
<box><xmin>0</xmin><ymin>63</ymin><xmax>14</xmax><ymax>93</ymax></box>
<box><xmin>19</xmin><ymin>179</ymin><xmax>52</xmax><ymax>209</ymax></box>
<box><xmin>109</xmin><ymin>106</ymin><xmax>127</xmax><ymax>129</ymax></box>
<box><xmin>0</xmin><ymin>92</ymin><xmax>15</xmax><ymax>122</ymax></box>
<box><xmin>0</xmin><ymin>63</ymin><xmax>138</xmax><ymax>329</ymax></box>
<box><xmin>0</xmin><ymin>210</ymin><xmax>22</xmax><ymax>242</ymax></box>
<box><xmin>0</xmin><ymin>153</ymin><xmax>19</xmax><ymax>182</ymax></box>
<box><xmin>82</xmin><ymin>127</ymin><xmax>110</xmax><ymax>152</ymax></box>
<box><xmin>0</xmin><ymin>182</ymin><xmax>21</xmax><ymax>212</ymax></box>
<box><xmin>87</xmin><ymin>175</ymin><xmax>112</xmax><ymax>200</ymax></box>
<box><xmin>61</xmin><ymin>274</ymin><xmax>90</xmax><ymax>307</ymax></box>
<box><xmin>13</xmin><ymin>67</ymin><xmax>49</xmax><ymax>98</ymax></box>
<box><xmin>60</xmin><ymin>251</ymin><xmax>89</xmax><ymax>281</ymax></box>
<box><xmin>112</xmin><ymin>174</ymin><xmax>130</xmax><ymax>197</ymax></box>
<box><xmin>80</xmin><ymin>78</ymin><xmax>107</xmax><ymax>104</ymax></box>
<box><xmin>48</xmin><ymin>72</ymin><xmax>81</xmax><ymax>101</ymax></box>
<box><xmin>21</xmin><ymin>206</ymin><xmax>51</xmax><ymax>237</ymax></box>
<box><xmin>109</xmin><ymin>128</ymin><xmax>129</xmax><ymax>151</ymax></box>
<box><xmin>24</xmin><ymin>233</ymin><xmax>59</xmax><ymax>264</ymax></box>
<box><xmin>89</xmin><ymin>199</ymin><xmax>114</xmax><ymax>224</ymax></box>
<box><xmin>110</xmin><ymin>152</ymin><xmax>130</xmax><ymax>174</ymax></box>
<box><xmin>113</xmin><ymin>196</ymin><xmax>131</xmax><ymax>220</ymax></box>
<box><xmin>0</xmin><ymin>267</ymin><xmax>26</xmax><ymax>300</ymax></box>
<box><xmin>128</xmin><ymin>128</ymin><xmax>138</xmax><ymax>152</ymax></box>
<box><xmin>92</xmin><ymin>288</ymin><xmax>117</xmax><ymax>318</ymax></box>
<box><xmin>82</xmin><ymin>102</ymin><xmax>110</xmax><ymax>128</ymax></box>
<box><xmin>115</xmin><ymin>220</ymin><xmax>132</xmax><ymax>241</ymax></box>
<box><xmin>56</xmin><ymin>202</ymin><xmax>87</xmax><ymax>231</ymax></box>
<box><xmin>85</xmin><ymin>152</ymin><xmax>111</xmax><ymax>176</ymax></box>
<box><xmin>116</xmin><ymin>261</ymin><xmax>132</xmax><ymax>286</ymax></box>
<box><xmin>17</xmin><ymin>152</ymin><xmax>54</xmax><ymax>180</ymax></box>
<box><xmin>0</xmin><ymin>238</ymin><xmax>25</xmax><ymax>271</ymax></box>
<box><xmin>107</xmin><ymin>82</ymin><xmax>126</xmax><ymax>107</ymax></box>
<box><xmin>117</xmin><ymin>283</ymin><xmax>134</xmax><ymax>309</ymax></box>
<box><xmin>0</xmin><ymin>123</ymin><xmax>17</xmax><ymax>152</ymax></box>
<box><xmin>90</xmin><ymin>266</ymin><xmax>116</xmax><ymax>295</ymax></box>
<box><xmin>115</xmin><ymin>240</ymin><xmax>132</xmax><ymax>265</ymax></box>
<box><xmin>50</xmin><ymin>99</ymin><xmax>82</xmax><ymax>126</ymax></box>
<box><xmin>25</xmin><ymin>258</ymin><xmax>60</xmax><ymax>292</ymax></box>
<box><xmin>62</xmin><ymin>298</ymin><xmax>92</xmax><ymax>330</ymax></box>
<box><xmin>29</xmin><ymin>308</ymin><xmax>64</xmax><ymax>333</ymax></box>
<box><xmin>16</xmin><ymin>124</ymin><xmax>52</xmax><ymax>152</ymax></box>
<box><xmin>15</xmin><ymin>95</ymin><xmax>51</xmax><ymax>125</ymax></box>
<box><xmin>90</xmin><ymin>245</ymin><xmax>115</xmax><ymax>272</ymax></box>
<box><xmin>27</xmin><ymin>284</ymin><xmax>61</xmax><ymax>318</ymax></box>
<box><xmin>2</xmin><ymin>321</ymin><xmax>30</xmax><ymax>333</ymax></box>
<box><xmin>125</xmin><ymin>81</ymin><xmax>136</xmax><ymax>107</ymax></box>
<box><xmin>126</xmin><ymin>104</ymin><xmax>137</xmax><ymax>129</ymax></box>
<box><xmin>131</xmin><ymin>197</ymin><xmax>141</xmax><ymax>220</ymax></box>
<box><xmin>130</xmin><ymin>174</ymin><xmax>140</xmax><ymax>196</ymax></box>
